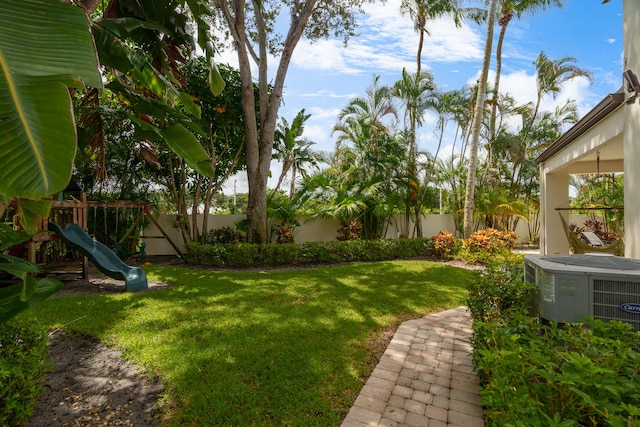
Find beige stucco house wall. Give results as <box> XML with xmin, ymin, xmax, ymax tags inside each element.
<box><xmin>537</xmin><ymin>0</ymin><xmax>640</xmax><ymax>259</ymax></box>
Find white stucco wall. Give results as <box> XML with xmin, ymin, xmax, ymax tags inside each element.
<box><xmin>624</xmin><ymin>0</ymin><xmax>640</xmax><ymax>259</ymax></box>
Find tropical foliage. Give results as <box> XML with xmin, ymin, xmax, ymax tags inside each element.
<box><xmin>0</xmin><ymin>0</ymin><xmax>224</xmax><ymax>321</ymax></box>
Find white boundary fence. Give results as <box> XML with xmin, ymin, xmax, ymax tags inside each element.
<box><xmin>142</xmin><ymin>214</ymin><xmax>532</xmax><ymax>256</ymax></box>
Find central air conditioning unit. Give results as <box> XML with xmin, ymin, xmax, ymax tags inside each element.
<box><xmin>524</xmin><ymin>254</ymin><xmax>640</xmax><ymax>331</ymax></box>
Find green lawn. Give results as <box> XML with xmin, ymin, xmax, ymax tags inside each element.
<box><xmin>27</xmin><ymin>260</ymin><xmax>474</xmax><ymax>426</ymax></box>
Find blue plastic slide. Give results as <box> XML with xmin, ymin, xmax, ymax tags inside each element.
<box><xmin>48</xmin><ymin>222</ymin><xmax>148</xmax><ymax>292</ymax></box>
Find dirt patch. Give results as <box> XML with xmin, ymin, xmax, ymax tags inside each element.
<box><xmin>27</xmin><ymin>257</ymin><xmax>177</xmax><ymax>427</ymax></box>
<box><xmin>27</xmin><ymin>332</ymin><xmax>163</xmax><ymax>427</ymax></box>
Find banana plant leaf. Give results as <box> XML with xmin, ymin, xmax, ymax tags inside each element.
<box><xmin>0</xmin><ymin>223</ymin><xmax>30</xmax><ymax>248</ymax></box>
<box><xmin>184</xmin><ymin>0</ymin><xmax>225</xmax><ymax>95</ymax></box>
<box><xmin>0</xmin><ymin>0</ymin><xmax>101</xmax><ymax>200</ymax></box>
<box><xmin>0</xmin><ymin>277</ymin><xmax>62</xmax><ymax>323</ymax></box>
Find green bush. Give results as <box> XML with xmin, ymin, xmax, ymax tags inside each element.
<box><xmin>185</xmin><ymin>237</ymin><xmax>435</xmax><ymax>268</ymax></box>
<box><xmin>0</xmin><ymin>320</ymin><xmax>51</xmax><ymax>426</ymax></box>
<box><xmin>201</xmin><ymin>226</ymin><xmax>246</xmax><ymax>244</ymax></box>
<box><xmin>466</xmin><ymin>259</ymin><xmax>536</xmax><ymax>322</ymax></box>
<box><xmin>468</xmin><ymin>260</ymin><xmax>640</xmax><ymax>426</ymax></box>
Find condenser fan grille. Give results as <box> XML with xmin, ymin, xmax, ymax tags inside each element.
<box><xmin>592</xmin><ymin>279</ymin><xmax>640</xmax><ymax>331</ymax></box>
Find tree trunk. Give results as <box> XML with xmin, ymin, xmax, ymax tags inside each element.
<box><xmin>463</xmin><ymin>0</ymin><xmax>497</xmax><ymax>238</ymax></box>
<box><xmin>270</xmin><ymin>160</ymin><xmax>291</xmax><ymax>201</ymax></box>
<box><xmin>416</xmin><ymin>14</ymin><xmax>425</xmax><ymax>73</ymax></box>
<box><xmin>413</xmin><ymin>205</ymin><xmax>422</xmax><ymax>237</ymax></box>
<box><xmin>221</xmin><ymin>0</ymin><xmax>316</xmax><ymax>243</ymax></box>
<box><xmin>488</xmin><ymin>19</ymin><xmax>509</xmax><ymax>166</ymax></box>
<box><xmin>77</xmin><ymin>0</ymin><xmax>101</xmax><ymax>14</ymax></box>
<box><xmin>289</xmin><ymin>163</ymin><xmax>297</xmax><ymax>199</ymax></box>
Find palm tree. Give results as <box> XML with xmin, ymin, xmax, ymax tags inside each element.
<box><xmin>464</xmin><ymin>0</ymin><xmax>498</xmax><ymax>238</ymax></box>
<box><xmin>532</xmin><ymin>52</ymin><xmax>593</xmax><ymax>122</ymax></box>
<box><xmin>489</xmin><ymin>0</ymin><xmax>564</xmax><ymax>143</ymax></box>
<box><xmin>333</xmin><ymin>75</ymin><xmax>397</xmax><ymax>173</ymax></box>
<box><xmin>301</xmin><ymin>162</ymin><xmax>384</xmax><ymax>238</ymax></box>
<box><xmin>329</xmin><ymin>79</ymin><xmax>408</xmax><ymax>238</ymax></box>
<box><xmin>434</xmin><ymin>154</ymin><xmax>467</xmax><ymax>232</ymax></box>
<box><xmin>393</xmin><ymin>68</ymin><xmax>435</xmax><ymax>158</ymax></box>
<box><xmin>447</xmin><ymin>86</ymin><xmax>475</xmax><ymax>162</ymax></box>
<box><xmin>272</xmin><ymin>109</ymin><xmax>323</xmax><ymax>200</ymax></box>
<box><xmin>514</xmin><ymin>52</ymin><xmax>593</xmax><ymax>160</ymax></box>
<box><xmin>335</xmin><ymin>76</ymin><xmax>396</xmax><ymax>132</ymax></box>
<box><xmin>426</xmin><ymin>90</ymin><xmax>464</xmax><ymax>169</ymax></box>
<box><xmin>393</xmin><ymin>68</ymin><xmax>435</xmax><ymax>236</ymax></box>
<box><xmin>400</xmin><ymin>0</ymin><xmax>485</xmax><ymax>73</ymax></box>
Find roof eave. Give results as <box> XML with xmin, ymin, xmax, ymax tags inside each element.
<box><xmin>536</xmin><ymin>87</ymin><xmax>625</xmax><ymax>164</ymax></box>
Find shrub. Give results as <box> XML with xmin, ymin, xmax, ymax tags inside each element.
<box><xmin>274</xmin><ymin>225</ymin><xmax>295</xmax><ymax>244</ymax></box>
<box><xmin>202</xmin><ymin>226</ymin><xmax>246</xmax><ymax>244</ymax></box>
<box><xmin>185</xmin><ymin>237</ymin><xmax>434</xmax><ymax>268</ymax></box>
<box><xmin>430</xmin><ymin>230</ymin><xmax>459</xmax><ymax>259</ymax></box>
<box><xmin>463</xmin><ymin>228</ymin><xmax>518</xmax><ymax>253</ymax></box>
<box><xmin>336</xmin><ymin>221</ymin><xmax>362</xmax><ymax>241</ymax></box>
<box><xmin>468</xmin><ymin>260</ymin><xmax>640</xmax><ymax>426</ymax></box>
<box><xmin>466</xmin><ymin>259</ymin><xmax>536</xmax><ymax>323</ymax></box>
<box><xmin>0</xmin><ymin>320</ymin><xmax>51</xmax><ymax>426</ymax></box>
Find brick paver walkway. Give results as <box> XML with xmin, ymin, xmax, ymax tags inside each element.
<box><xmin>341</xmin><ymin>306</ymin><xmax>484</xmax><ymax>427</ymax></box>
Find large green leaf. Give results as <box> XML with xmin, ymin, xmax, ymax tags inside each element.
<box><xmin>160</xmin><ymin>125</ymin><xmax>215</xmax><ymax>177</ymax></box>
<box><xmin>0</xmin><ymin>0</ymin><xmax>101</xmax><ymax>199</ymax></box>
<box><xmin>0</xmin><ymin>241</ymin><xmax>62</xmax><ymax>324</ymax></box>
<box><xmin>0</xmin><ymin>277</ymin><xmax>62</xmax><ymax>323</ymax></box>
<box><xmin>16</xmin><ymin>198</ymin><xmax>52</xmax><ymax>234</ymax></box>
<box><xmin>184</xmin><ymin>0</ymin><xmax>225</xmax><ymax>95</ymax></box>
<box><xmin>0</xmin><ymin>223</ymin><xmax>30</xmax><ymax>247</ymax></box>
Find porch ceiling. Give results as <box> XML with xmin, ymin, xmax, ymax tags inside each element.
<box><xmin>566</xmin><ymin>133</ymin><xmax>624</xmax><ymax>174</ymax></box>
<box><xmin>537</xmin><ymin>88</ymin><xmax>625</xmax><ymax>174</ymax></box>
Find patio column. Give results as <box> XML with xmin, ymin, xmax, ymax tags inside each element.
<box><xmin>540</xmin><ymin>168</ymin><xmax>569</xmax><ymax>255</ymax></box>
<box><xmin>624</xmin><ymin>0</ymin><xmax>640</xmax><ymax>259</ymax></box>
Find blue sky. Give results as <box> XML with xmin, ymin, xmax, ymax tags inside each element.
<box><xmin>218</xmin><ymin>0</ymin><xmax>623</xmax><ymax>194</ymax></box>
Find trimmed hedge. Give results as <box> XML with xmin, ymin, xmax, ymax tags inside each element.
<box><xmin>0</xmin><ymin>320</ymin><xmax>51</xmax><ymax>426</ymax></box>
<box><xmin>468</xmin><ymin>261</ymin><xmax>640</xmax><ymax>426</ymax></box>
<box><xmin>185</xmin><ymin>237</ymin><xmax>435</xmax><ymax>267</ymax></box>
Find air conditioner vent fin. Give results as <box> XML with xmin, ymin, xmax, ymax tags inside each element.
<box><xmin>525</xmin><ymin>264</ymin><xmax>536</xmax><ymax>284</ymax></box>
<box><xmin>592</xmin><ymin>279</ymin><xmax>640</xmax><ymax>330</ymax></box>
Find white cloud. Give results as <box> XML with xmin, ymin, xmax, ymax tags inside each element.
<box><xmin>292</xmin><ymin>39</ymin><xmax>363</xmax><ymax>74</ymax></box>
<box><xmin>294</xmin><ymin>90</ymin><xmax>356</xmax><ymax>100</ymax></box>
<box><xmin>302</xmin><ymin>124</ymin><xmax>334</xmax><ymax>152</ymax></box>
<box><xmin>214</xmin><ymin>48</ymin><xmax>238</xmax><ymax>69</ymax></box>
<box><xmin>363</xmin><ymin>0</ymin><xmax>484</xmax><ymax>63</ymax></box>
<box><xmin>292</xmin><ymin>0</ymin><xmax>484</xmax><ymax>77</ymax></box>
<box><xmin>495</xmin><ymin>70</ymin><xmax>538</xmax><ymax>106</ymax></box>
<box><xmin>306</xmin><ymin>105</ymin><xmax>342</xmax><ymax>120</ymax></box>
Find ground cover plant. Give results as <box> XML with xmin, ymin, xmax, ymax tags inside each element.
<box><xmin>0</xmin><ymin>320</ymin><xmax>50</xmax><ymax>425</ymax></box>
<box><xmin>23</xmin><ymin>260</ymin><xmax>473</xmax><ymax>425</ymax></box>
<box><xmin>468</xmin><ymin>260</ymin><xmax>640</xmax><ymax>426</ymax></box>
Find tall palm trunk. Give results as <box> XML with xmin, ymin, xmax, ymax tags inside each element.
<box><xmin>416</xmin><ymin>14</ymin><xmax>425</xmax><ymax>73</ymax></box>
<box><xmin>463</xmin><ymin>0</ymin><xmax>497</xmax><ymax>238</ymax></box>
<box><xmin>411</xmin><ymin>13</ymin><xmax>426</xmax><ymax>237</ymax></box>
<box><xmin>488</xmin><ymin>13</ymin><xmax>511</xmax><ymax>166</ymax></box>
